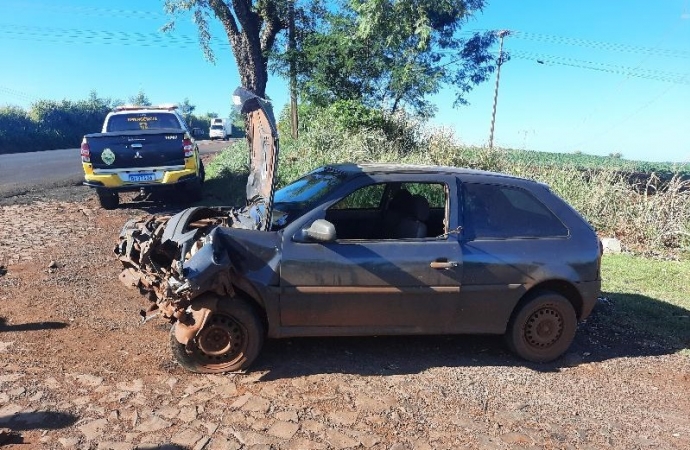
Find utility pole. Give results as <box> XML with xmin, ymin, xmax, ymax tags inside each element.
<box><xmin>488</xmin><ymin>30</ymin><xmax>510</xmax><ymax>150</ymax></box>
<box><xmin>288</xmin><ymin>0</ymin><xmax>299</xmax><ymax>139</ymax></box>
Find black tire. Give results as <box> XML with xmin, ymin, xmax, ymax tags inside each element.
<box><xmin>170</xmin><ymin>298</ymin><xmax>264</xmax><ymax>373</ymax></box>
<box><xmin>198</xmin><ymin>160</ymin><xmax>206</xmax><ymax>183</ymax></box>
<box><xmin>96</xmin><ymin>189</ymin><xmax>119</xmax><ymax>210</ymax></box>
<box><xmin>185</xmin><ymin>180</ymin><xmax>204</xmax><ymax>202</ymax></box>
<box><xmin>505</xmin><ymin>292</ymin><xmax>577</xmax><ymax>363</ymax></box>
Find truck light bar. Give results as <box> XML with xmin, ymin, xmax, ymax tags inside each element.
<box><xmin>113</xmin><ymin>104</ymin><xmax>179</xmax><ymax>111</ymax></box>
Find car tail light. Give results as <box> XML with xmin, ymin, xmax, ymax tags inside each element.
<box><xmin>183</xmin><ymin>138</ymin><xmax>194</xmax><ymax>157</ymax></box>
<box><xmin>80</xmin><ymin>138</ymin><xmax>91</xmax><ymax>162</ymax></box>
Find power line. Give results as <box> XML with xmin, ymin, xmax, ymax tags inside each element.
<box><xmin>512</xmin><ymin>50</ymin><xmax>688</xmax><ymax>78</ymax></box>
<box><xmin>1</xmin><ymin>22</ymin><xmax>687</xmax><ymax>86</ymax></box>
<box><xmin>0</xmin><ymin>86</ymin><xmax>38</xmax><ymax>103</ymax></box>
<box><xmin>0</xmin><ymin>25</ymin><xmax>231</xmax><ymax>49</ymax></box>
<box><xmin>568</xmin><ymin>80</ymin><xmax>681</xmax><ymax>150</ymax></box>
<box><xmin>550</xmin><ymin>10</ymin><xmax>687</xmax><ymax>152</ymax></box>
<box><xmin>512</xmin><ymin>31</ymin><xmax>690</xmax><ymax>59</ymax></box>
<box><xmin>2</xmin><ymin>2</ymin><xmax>166</xmax><ymax>20</ymax></box>
<box><xmin>436</xmin><ymin>48</ymin><xmax>690</xmax><ymax>86</ymax></box>
<box><xmin>511</xmin><ymin>52</ymin><xmax>690</xmax><ymax>85</ymax></box>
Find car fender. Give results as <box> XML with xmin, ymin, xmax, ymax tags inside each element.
<box><xmin>174</xmin><ymin>294</ymin><xmax>218</xmax><ymax>345</ymax></box>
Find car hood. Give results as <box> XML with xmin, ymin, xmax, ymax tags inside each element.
<box><xmin>233</xmin><ymin>87</ymin><xmax>279</xmax><ymax>232</ymax></box>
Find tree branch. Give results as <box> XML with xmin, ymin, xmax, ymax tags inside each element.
<box><xmin>209</xmin><ymin>0</ymin><xmax>241</xmax><ymax>39</ymax></box>
<box><xmin>259</xmin><ymin>2</ymin><xmax>284</xmax><ymax>54</ymax></box>
<box><xmin>231</xmin><ymin>0</ymin><xmax>260</xmax><ymax>35</ymax></box>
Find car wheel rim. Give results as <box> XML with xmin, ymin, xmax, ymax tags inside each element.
<box><xmin>195</xmin><ymin>314</ymin><xmax>246</xmax><ymax>363</ymax></box>
<box><xmin>524</xmin><ymin>307</ymin><xmax>563</xmax><ymax>349</ymax></box>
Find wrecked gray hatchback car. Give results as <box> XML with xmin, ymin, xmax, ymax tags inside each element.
<box><xmin>114</xmin><ymin>88</ymin><xmax>602</xmax><ymax>373</ymax></box>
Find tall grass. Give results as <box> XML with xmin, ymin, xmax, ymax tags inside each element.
<box><xmin>207</xmin><ymin>113</ymin><xmax>690</xmax><ymax>258</ymax></box>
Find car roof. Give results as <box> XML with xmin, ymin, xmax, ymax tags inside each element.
<box><xmin>324</xmin><ymin>163</ymin><xmax>537</xmax><ymax>185</ymax></box>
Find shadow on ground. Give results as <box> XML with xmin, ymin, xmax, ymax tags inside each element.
<box><xmin>254</xmin><ymin>293</ymin><xmax>690</xmax><ymax>381</ymax></box>
<box><xmin>0</xmin><ymin>177</ymin><xmax>86</xmax><ymax>206</ymax></box>
<box><xmin>117</xmin><ymin>191</ymin><xmax>196</xmax><ymax>215</ymax></box>
<box><xmin>0</xmin><ymin>317</ymin><xmax>68</xmax><ymax>333</ymax></box>
<box><xmin>116</xmin><ymin>169</ymin><xmax>248</xmax><ymax>215</ymax></box>
<box><xmin>0</xmin><ymin>411</ymin><xmax>78</xmax><ymax>444</ymax></box>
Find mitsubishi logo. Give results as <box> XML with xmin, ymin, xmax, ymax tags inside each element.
<box><xmin>133</xmin><ymin>151</ymin><xmax>143</xmax><ymax>159</ymax></box>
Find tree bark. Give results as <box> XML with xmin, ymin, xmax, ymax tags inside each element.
<box><xmin>207</xmin><ymin>0</ymin><xmax>283</xmax><ymax>98</ymax></box>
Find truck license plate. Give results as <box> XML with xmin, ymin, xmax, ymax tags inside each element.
<box><xmin>129</xmin><ymin>173</ymin><xmax>155</xmax><ymax>182</ymax></box>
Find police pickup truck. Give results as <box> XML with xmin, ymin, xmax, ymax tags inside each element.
<box><xmin>80</xmin><ymin>105</ymin><xmax>204</xmax><ymax>209</ymax></box>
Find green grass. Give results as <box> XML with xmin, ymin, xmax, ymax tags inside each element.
<box><xmin>499</xmin><ymin>148</ymin><xmax>690</xmax><ymax>175</ymax></box>
<box><xmin>601</xmin><ymin>254</ymin><xmax>690</xmax><ymax>354</ymax></box>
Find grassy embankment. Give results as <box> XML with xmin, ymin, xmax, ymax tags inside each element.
<box><xmin>202</xmin><ymin>122</ymin><xmax>689</xmax><ymax>355</ymax></box>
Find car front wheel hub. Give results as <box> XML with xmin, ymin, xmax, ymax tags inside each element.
<box><xmin>196</xmin><ymin>315</ymin><xmax>244</xmax><ymax>358</ymax></box>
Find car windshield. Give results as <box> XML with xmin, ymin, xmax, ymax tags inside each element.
<box><xmin>274</xmin><ymin>168</ymin><xmax>348</xmax><ymax>207</ymax></box>
<box><xmin>269</xmin><ymin>168</ymin><xmax>349</xmax><ymax>228</ymax></box>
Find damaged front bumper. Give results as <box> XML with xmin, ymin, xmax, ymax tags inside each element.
<box><xmin>114</xmin><ymin>207</ymin><xmax>243</xmax><ymax>322</ymax></box>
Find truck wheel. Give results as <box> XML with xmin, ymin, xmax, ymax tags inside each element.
<box><xmin>170</xmin><ymin>298</ymin><xmax>265</xmax><ymax>373</ymax></box>
<box><xmin>96</xmin><ymin>189</ymin><xmax>119</xmax><ymax>210</ymax></box>
<box><xmin>185</xmin><ymin>180</ymin><xmax>203</xmax><ymax>202</ymax></box>
<box><xmin>199</xmin><ymin>160</ymin><xmax>206</xmax><ymax>183</ymax></box>
<box><xmin>505</xmin><ymin>291</ymin><xmax>577</xmax><ymax>363</ymax></box>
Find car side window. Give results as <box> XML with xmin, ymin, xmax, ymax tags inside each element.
<box><xmin>330</xmin><ymin>184</ymin><xmax>385</xmax><ymax>210</ymax></box>
<box><xmin>463</xmin><ymin>183</ymin><xmax>568</xmax><ymax>239</ymax></box>
<box><xmin>326</xmin><ymin>182</ymin><xmax>447</xmax><ymax>240</ymax></box>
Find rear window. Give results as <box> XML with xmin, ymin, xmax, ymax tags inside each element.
<box><xmin>463</xmin><ymin>183</ymin><xmax>568</xmax><ymax>239</ymax></box>
<box><xmin>106</xmin><ymin>112</ymin><xmax>181</xmax><ymax>132</ymax></box>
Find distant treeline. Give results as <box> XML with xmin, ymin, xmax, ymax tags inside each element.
<box><xmin>0</xmin><ymin>93</ymin><xmax>226</xmax><ymax>154</ymax></box>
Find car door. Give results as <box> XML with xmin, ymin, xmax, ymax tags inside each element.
<box><xmin>457</xmin><ymin>180</ymin><xmax>572</xmax><ymax>333</ymax></box>
<box><xmin>278</xmin><ymin>174</ymin><xmax>465</xmax><ymax>333</ymax></box>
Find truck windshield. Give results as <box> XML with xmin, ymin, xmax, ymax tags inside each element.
<box><xmin>211</xmin><ymin>125</ymin><xmax>224</xmax><ymax>130</ymax></box>
<box><xmin>106</xmin><ymin>113</ymin><xmax>181</xmax><ymax>132</ymax></box>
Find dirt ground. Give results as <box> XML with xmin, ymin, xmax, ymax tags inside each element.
<box><xmin>1</xmin><ymin>173</ymin><xmax>689</xmax><ymax>449</ymax></box>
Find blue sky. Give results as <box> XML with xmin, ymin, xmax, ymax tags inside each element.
<box><xmin>1</xmin><ymin>0</ymin><xmax>688</xmax><ymax>162</ymax></box>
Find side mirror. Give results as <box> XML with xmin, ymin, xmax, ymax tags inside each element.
<box><xmin>301</xmin><ymin>219</ymin><xmax>336</xmax><ymax>243</ymax></box>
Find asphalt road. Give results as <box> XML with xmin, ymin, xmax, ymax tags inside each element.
<box><xmin>0</xmin><ymin>140</ymin><xmax>231</xmax><ymax>198</ymax></box>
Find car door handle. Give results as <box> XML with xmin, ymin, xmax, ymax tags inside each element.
<box><xmin>430</xmin><ymin>261</ymin><xmax>459</xmax><ymax>269</ymax></box>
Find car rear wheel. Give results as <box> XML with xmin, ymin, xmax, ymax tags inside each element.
<box><xmin>96</xmin><ymin>189</ymin><xmax>119</xmax><ymax>210</ymax></box>
<box><xmin>505</xmin><ymin>292</ymin><xmax>577</xmax><ymax>363</ymax></box>
<box><xmin>170</xmin><ymin>298</ymin><xmax>265</xmax><ymax>373</ymax></box>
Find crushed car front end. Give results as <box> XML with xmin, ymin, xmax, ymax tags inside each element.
<box><xmin>112</xmin><ymin>87</ymin><xmax>280</xmax><ymax>373</ymax></box>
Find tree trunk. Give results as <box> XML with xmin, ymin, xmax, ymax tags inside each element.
<box><xmin>208</xmin><ymin>0</ymin><xmax>279</xmax><ymax>98</ymax></box>
<box><xmin>228</xmin><ymin>33</ymin><xmax>268</xmax><ymax>98</ymax></box>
